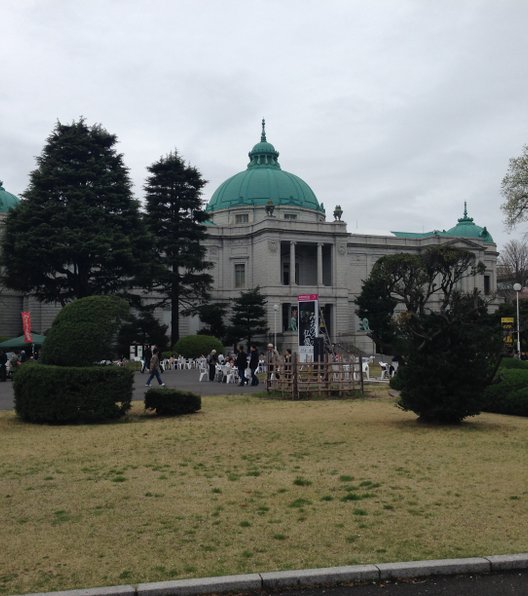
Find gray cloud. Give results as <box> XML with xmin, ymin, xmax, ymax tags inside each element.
<box><xmin>2</xmin><ymin>0</ymin><xmax>528</xmax><ymax>248</ymax></box>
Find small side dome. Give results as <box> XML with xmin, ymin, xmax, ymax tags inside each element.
<box><xmin>0</xmin><ymin>181</ymin><xmax>20</xmax><ymax>213</ymax></box>
<box><xmin>446</xmin><ymin>203</ymin><xmax>494</xmax><ymax>244</ymax></box>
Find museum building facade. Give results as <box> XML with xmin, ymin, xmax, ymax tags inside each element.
<box><xmin>201</xmin><ymin>122</ymin><xmax>498</xmax><ymax>352</ymax></box>
<box><xmin>0</xmin><ymin>123</ymin><xmax>498</xmax><ymax>352</ymax></box>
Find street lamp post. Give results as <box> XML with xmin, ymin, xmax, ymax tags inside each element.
<box><xmin>273</xmin><ymin>304</ymin><xmax>279</xmax><ymax>348</ymax></box>
<box><xmin>514</xmin><ymin>283</ymin><xmax>522</xmax><ymax>359</ymax></box>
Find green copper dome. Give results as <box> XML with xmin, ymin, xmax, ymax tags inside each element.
<box><xmin>392</xmin><ymin>203</ymin><xmax>493</xmax><ymax>244</ymax></box>
<box><xmin>206</xmin><ymin>120</ymin><xmax>323</xmax><ymax>213</ymax></box>
<box><xmin>0</xmin><ymin>181</ymin><xmax>20</xmax><ymax>213</ymax></box>
<box><xmin>446</xmin><ymin>203</ymin><xmax>494</xmax><ymax>244</ymax></box>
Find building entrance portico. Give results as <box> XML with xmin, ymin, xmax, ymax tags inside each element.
<box><xmin>280</xmin><ymin>241</ymin><xmax>333</xmax><ymax>287</ymax></box>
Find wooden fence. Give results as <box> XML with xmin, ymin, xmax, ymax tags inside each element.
<box><xmin>267</xmin><ymin>353</ymin><xmax>365</xmax><ymax>399</ymax></box>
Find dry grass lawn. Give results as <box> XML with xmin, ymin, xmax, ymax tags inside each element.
<box><xmin>1</xmin><ymin>388</ymin><xmax>527</xmax><ymax>594</ymax></box>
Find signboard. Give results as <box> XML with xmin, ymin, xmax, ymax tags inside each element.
<box><xmin>21</xmin><ymin>311</ymin><xmax>32</xmax><ymax>343</ymax></box>
<box><xmin>501</xmin><ymin>316</ymin><xmax>515</xmax><ymax>353</ymax></box>
<box><xmin>298</xmin><ymin>294</ymin><xmax>319</xmax><ymax>362</ymax></box>
<box><xmin>129</xmin><ymin>344</ymin><xmax>143</xmax><ymax>361</ymax></box>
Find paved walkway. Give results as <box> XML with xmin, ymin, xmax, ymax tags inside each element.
<box><xmin>0</xmin><ymin>367</ymin><xmax>263</xmax><ymax>411</ymax></box>
<box><xmin>15</xmin><ymin>556</ymin><xmax>528</xmax><ymax>595</ymax></box>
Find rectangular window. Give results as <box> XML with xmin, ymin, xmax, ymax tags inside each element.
<box><xmin>282</xmin><ymin>262</ymin><xmax>290</xmax><ymax>285</ymax></box>
<box><xmin>484</xmin><ymin>275</ymin><xmax>491</xmax><ymax>296</ymax></box>
<box><xmin>235</xmin><ymin>213</ymin><xmax>249</xmax><ymax>224</ymax></box>
<box><xmin>235</xmin><ymin>263</ymin><xmax>246</xmax><ymax>288</ymax></box>
<box><xmin>284</xmin><ymin>213</ymin><xmax>297</xmax><ymax>220</ymax></box>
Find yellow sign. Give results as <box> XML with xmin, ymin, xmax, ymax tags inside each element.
<box><xmin>501</xmin><ymin>317</ymin><xmax>515</xmax><ymax>349</ymax></box>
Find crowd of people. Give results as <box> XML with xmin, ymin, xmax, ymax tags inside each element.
<box><xmin>0</xmin><ymin>348</ymin><xmax>36</xmax><ymax>381</ymax></box>
<box><xmin>139</xmin><ymin>342</ymin><xmax>287</xmax><ymax>389</ymax></box>
<box><xmin>205</xmin><ymin>343</ymin><xmax>285</xmax><ymax>387</ymax></box>
<box><xmin>0</xmin><ymin>341</ymin><xmax>292</xmax><ymax>388</ymax></box>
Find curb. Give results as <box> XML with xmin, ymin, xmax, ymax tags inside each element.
<box><xmin>21</xmin><ymin>554</ymin><xmax>528</xmax><ymax>596</ymax></box>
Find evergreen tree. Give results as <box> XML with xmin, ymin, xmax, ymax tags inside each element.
<box><xmin>396</xmin><ymin>292</ymin><xmax>502</xmax><ymax>423</ymax></box>
<box><xmin>356</xmin><ymin>246</ymin><xmax>502</xmax><ymax>423</ymax></box>
<box><xmin>354</xmin><ymin>275</ymin><xmax>398</xmax><ymax>353</ymax></box>
<box><xmin>1</xmin><ymin>118</ymin><xmax>149</xmax><ymax>305</ymax></box>
<box><xmin>226</xmin><ymin>287</ymin><xmax>268</xmax><ymax>348</ymax></box>
<box><xmin>117</xmin><ymin>309</ymin><xmax>169</xmax><ymax>358</ymax></box>
<box><xmin>196</xmin><ymin>302</ymin><xmax>228</xmax><ymax>339</ymax></box>
<box><xmin>143</xmin><ymin>151</ymin><xmax>213</xmax><ymax>345</ymax></box>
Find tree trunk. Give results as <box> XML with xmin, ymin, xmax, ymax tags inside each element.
<box><xmin>170</xmin><ymin>286</ymin><xmax>180</xmax><ymax>346</ymax></box>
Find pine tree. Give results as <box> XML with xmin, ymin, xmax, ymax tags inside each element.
<box><xmin>117</xmin><ymin>309</ymin><xmax>170</xmax><ymax>358</ymax></box>
<box><xmin>196</xmin><ymin>302</ymin><xmax>228</xmax><ymax>339</ymax></box>
<box><xmin>226</xmin><ymin>287</ymin><xmax>269</xmax><ymax>348</ymax></box>
<box><xmin>143</xmin><ymin>151</ymin><xmax>213</xmax><ymax>344</ymax></box>
<box><xmin>356</xmin><ymin>246</ymin><xmax>502</xmax><ymax>423</ymax></box>
<box><xmin>1</xmin><ymin>118</ymin><xmax>149</xmax><ymax>304</ymax></box>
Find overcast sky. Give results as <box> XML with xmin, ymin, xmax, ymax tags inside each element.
<box><xmin>2</xmin><ymin>0</ymin><xmax>528</xmax><ymax>250</ymax></box>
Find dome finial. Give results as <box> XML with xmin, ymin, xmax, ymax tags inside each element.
<box><xmin>261</xmin><ymin>118</ymin><xmax>266</xmax><ymax>142</ymax></box>
<box><xmin>463</xmin><ymin>201</ymin><xmax>468</xmax><ymax>219</ymax></box>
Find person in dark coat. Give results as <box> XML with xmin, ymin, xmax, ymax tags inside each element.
<box><xmin>141</xmin><ymin>345</ymin><xmax>152</xmax><ymax>373</ymax></box>
<box><xmin>207</xmin><ymin>349</ymin><xmax>218</xmax><ymax>381</ymax></box>
<box><xmin>0</xmin><ymin>350</ymin><xmax>7</xmax><ymax>382</ymax></box>
<box><xmin>249</xmin><ymin>345</ymin><xmax>260</xmax><ymax>386</ymax></box>
<box><xmin>236</xmin><ymin>345</ymin><xmax>248</xmax><ymax>386</ymax></box>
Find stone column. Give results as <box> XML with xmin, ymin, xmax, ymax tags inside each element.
<box><xmin>317</xmin><ymin>243</ymin><xmax>323</xmax><ymax>286</ymax></box>
<box><xmin>290</xmin><ymin>241</ymin><xmax>296</xmax><ymax>286</ymax></box>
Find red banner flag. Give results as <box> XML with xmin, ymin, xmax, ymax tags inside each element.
<box><xmin>21</xmin><ymin>312</ymin><xmax>32</xmax><ymax>343</ymax></box>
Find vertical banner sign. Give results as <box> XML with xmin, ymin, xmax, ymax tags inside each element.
<box><xmin>21</xmin><ymin>311</ymin><xmax>32</xmax><ymax>343</ymax></box>
<box><xmin>297</xmin><ymin>294</ymin><xmax>319</xmax><ymax>362</ymax></box>
<box><xmin>501</xmin><ymin>317</ymin><xmax>515</xmax><ymax>354</ymax></box>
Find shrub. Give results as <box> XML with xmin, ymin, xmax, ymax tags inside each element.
<box><xmin>173</xmin><ymin>335</ymin><xmax>223</xmax><ymax>359</ymax></box>
<box><xmin>483</xmin><ymin>368</ymin><xmax>528</xmax><ymax>400</ymax></box>
<box><xmin>497</xmin><ymin>357</ymin><xmax>528</xmax><ymax>370</ymax></box>
<box><xmin>501</xmin><ymin>387</ymin><xmax>528</xmax><ymax>416</ymax></box>
<box><xmin>483</xmin><ymin>386</ymin><xmax>528</xmax><ymax>417</ymax></box>
<box><xmin>389</xmin><ymin>371</ymin><xmax>404</xmax><ymax>390</ymax></box>
<box><xmin>482</xmin><ymin>367</ymin><xmax>528</xmax><ymax>417</ymax></box>
<box><xmin>396</xmin><ymin>297</ymin><xmax>501</xmax><ymax>424</ymax></box>
<box><xmin>145</xmin><ymin>388</ymin><xmax>201</xmax><ymax>416</ymax></box>
<box><xmin>14</xmin><ymin>362</ymin><xmax>133</xmax><ymax>423</ymax></box>
<box><xmin>41</xmin><ymin>296</ymin><xmax>129</xmax><ymax>367</ymax></box>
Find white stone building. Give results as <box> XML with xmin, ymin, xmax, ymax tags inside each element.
<box><xmin>201</xmin><ymin>122</ymin><xmax>498</xmax><ymax>352</ymax></box>
<box><xmin>0</xmin><ymin>124</ymin><xmax>499</xmax><ymax>351</ymax></box>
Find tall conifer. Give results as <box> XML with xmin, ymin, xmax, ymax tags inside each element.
<box><xmin>143</xmin><ymin>151</ymin><xmax>213</xmax><ymax>344</ymax></box>
<box><xmin>226</xmin><ymin>287</ymin><xmax>269</xmax><ymax>348</ymax></box>
<box><xmin>2</xmin><ymin>118</ymin><xmax>149</xmax><ymax>304</ymax></box>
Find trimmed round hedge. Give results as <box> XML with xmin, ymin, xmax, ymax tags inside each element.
<box><xmin>172</xmin><ymin>335</ymin><xmax>223</xmax><ymax>358</ymax></box>
<box><xmin>482</xmin><ymin>367</ymin><xmax>528</xmax><ymax>417</ymax></box>
<box><xmin>498</xmin><ymin>357</ymin><xmax>528</xmax><ymax>370</ymax></box>
<box><xmin>41</xmin><ymin>295</ymin><xmax>130</xmax><ymax>367</ymax></box>
<box><xmin>14</xmin><ymin>362</ymin><xmax>133</xmax><ymax>423</ymax></box>
<box><xmin>145</xmin><ymin>388</ymin><xmax>201</xmax><ymax>416</ymax></box>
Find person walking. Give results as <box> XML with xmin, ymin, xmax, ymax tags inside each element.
<box><xmin>249</xmin><ymin>345</ymin><xmax>260</xmax><ymax>386</ymax></box>
<box><xmin>0</xmin><ymin>349</ymin><xmax>7</xmax><ymax>382</ymax></box>
<box><xmin>207</xmin><ymin>349</ymin><xmax>218</xmax><ymax>381</ymax></box>
<box><xmin>141</xmin><ymin>345</ymin><xmax>152</xmax><ymax>373</ymax></box>
<box><xmin>145</xmin><ymin>347</ymin><xmax>165</xmax><ymax>388</ymax></box>
<box><xmin>266</xmin><ymin>343</ymin><xmax>281</xmax><ymax>390</ymax></box>
<box><xmin>236</xmin><ymin>344</ymin><xmax>248</xmax><ymax>386</ymax></box>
